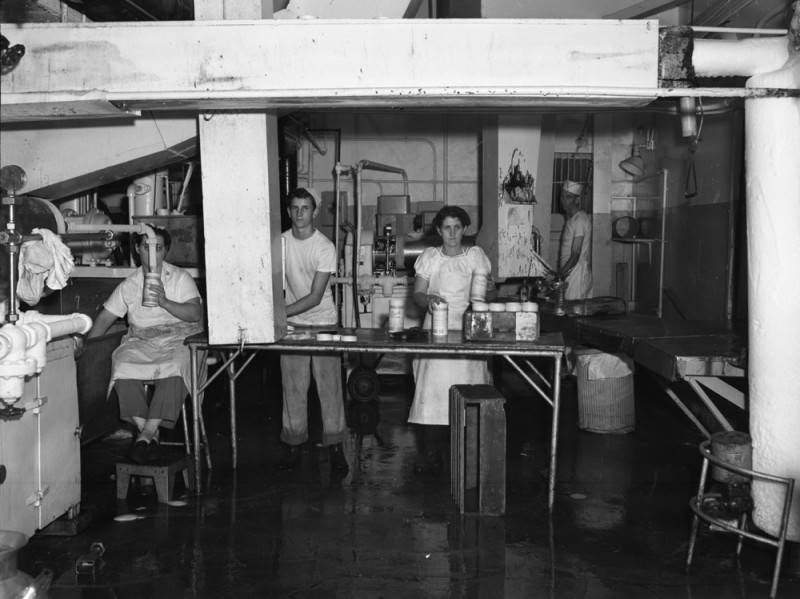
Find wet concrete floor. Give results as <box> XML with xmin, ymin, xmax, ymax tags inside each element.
<box><xmin>17</xmin><ymin>355</ymin><xmax>800</xmax><ymax>598</ymax></box>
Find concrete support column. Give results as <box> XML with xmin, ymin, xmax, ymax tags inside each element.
<box><xmin>196</xmin><ymin>0</ymin><xmax>286</xmax><ymax>344</ymax></box>
<box><xmin>692</xmin><ymin>15</ymin><xmax>800</xmax><ymax>540</ymax></box>
<box><xmin>592</xmin><ymin>113</ymin><xmax>614</xmax><ymax>298</ymax></box>
<box><xmin>477</xmin><ymin>115</ymin><xmax>549</xmax><ymax>280</ymax></box>
<box><xmin>745</xmin><ymin>68</ymin><xmax>800</xmax><ymax>542</ymax></box>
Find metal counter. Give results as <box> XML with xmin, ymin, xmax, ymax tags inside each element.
<box><xmin>564</xmin><ymin>314</ymin><xmax>746</xmax><ymax>437</ymax></box>
<box><xmin>185</xmin><ymin>329</ymin><xmax>566</xmax><ymax>509</ymax></box>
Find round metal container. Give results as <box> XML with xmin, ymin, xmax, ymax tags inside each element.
<box><xmin>710</xmin><ymin>431</ymin><xmax>752</xmax><ymax>484</ymax></box>
<box><xmin>612</xmin><ymin>216</ymin><xmax>639</xmax><ymax>239</ymax></box>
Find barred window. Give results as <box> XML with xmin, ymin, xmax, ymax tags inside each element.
<box><xmin>552</xmin><ymin>152</ymin><xmax>593</xmax><ymax>214</ymax></box>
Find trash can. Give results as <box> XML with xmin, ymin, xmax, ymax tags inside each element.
<box><xmin>576</xmin><ymin>349</ymin><xmax>635</xmax><ymax>434</ymax></box>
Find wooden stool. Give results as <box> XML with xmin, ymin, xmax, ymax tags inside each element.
<box><xmin>115</xmin><ymin>455</ymin><xmax>194</xmax><ymax>503</ymax></box>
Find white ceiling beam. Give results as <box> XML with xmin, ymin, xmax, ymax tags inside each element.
<box><xmin>1</xmin><ymin>18</ymin><xmax>660</xmax><ymax>116</ymax></box>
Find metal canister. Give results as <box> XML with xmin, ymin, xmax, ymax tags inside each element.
<box><xmin>431</xmin><ymin>301</ymin><xmax>448</xmax><ymax>337</ymax></box>
<box><xmin>710</xmin><ymin>431</ymin><xmax>752</xmax><ymax>484</ymax></box>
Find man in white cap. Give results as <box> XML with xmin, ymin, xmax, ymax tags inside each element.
<box><xmin>278</xmin><ymin>187</ymin><xmax>349</xmax><ymax>474</ymax></box>
<box><xmin>557</xmin><ymin>180</ymin><xmax>593</xmax><ymax>300</ymax></box>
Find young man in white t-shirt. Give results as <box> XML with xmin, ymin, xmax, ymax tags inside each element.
<box><xmin>278</xmin><ymin>188</ymin><xmax>348</xmax><ymax>473</ymax></box>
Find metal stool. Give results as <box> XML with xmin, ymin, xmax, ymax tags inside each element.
<box><xmin>141</xmin><ymin>379</ymin><xmax>211</xmax><ymax>469</ymax></box>
<box><xmin>116</xmin><ymin>455</ymin><xmax>194</xmax><ymax>503</ymax></box>
<box><xmin>687</xmin><ymin>439</ymin><xmax>795</xmax><ymax>599</ymax></box>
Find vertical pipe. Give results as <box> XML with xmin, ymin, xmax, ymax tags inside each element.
<box><xmin>353</xmin><ymin>168</ymin><xmax>362</xmax><ymax>328</ymax></box>
<box><xmin>6</xmin><ymin>200</ymin><xmax>18</xmax><ymax>323</ymax></box>
<box><xmin>442</xmin><ymin>116</ymin><xmax>448</xmax><ymax>205</ymax></box>
<box><xmin>724</xmin><ymin>110</ymin><xmax>743</xmax><ymax>329</ymax></box>
<box><xmin>548</xmin><ymin>352</ymin><xmax>562</xmax><ymax>511</ymax></box>
<box><xmin>190</xmin><ymin>344</ymin><xmax>201</xmax><ymax>493</ymax></box>
<box><xmin>657</xmin><ymin>168</ymin><xmax>668</xmax><ymax>318</ymax></box>
<box><xmin>333</xmin><ymin>168</ymin><xmax>341</xmax><ymax>322</ymax></box>
<box><xmin>228</xmin><ymin>358</ymin><xmax>237</xmax><ymax>469</ymax></box>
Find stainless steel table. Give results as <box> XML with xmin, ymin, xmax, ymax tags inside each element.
<box><xmin>185</xmin><ymin>329</ymin><xmax>567</xmax><ymax>509</ymax></box>
<box><xmin>572</xmin><ymin>315</ymin><xmax>745</xmax><ymax>436</ymax></box>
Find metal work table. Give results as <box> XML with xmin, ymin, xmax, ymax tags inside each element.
<box><xmin>570</xmin><ymin>315</ymin><xmax>745</xmax><ymax>437</ymax></box>
<box><xmin>185</xmin><ymin>329</ymin><xmax>566</xmax><ymax>509</ymax></box>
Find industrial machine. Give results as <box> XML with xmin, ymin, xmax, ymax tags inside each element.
<box><xmin>334</xmin><ymin>160</ymin><xmax>428</xmax><ymax>336</ymax></box>
<box><xmin>0</xmin><ymin>164</ymin><xmax>163</xmax><ymax>538</ymax></box>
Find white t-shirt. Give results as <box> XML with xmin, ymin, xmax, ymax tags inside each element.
<box><xmin>282</xmin><ymin>228</ymin><xmax>337</xmax><ymax>326</ymax></box>
<box><xmin>104</xmin><ymin>262</ymin><xmax>201</xmax><ymax>329</ymax></box>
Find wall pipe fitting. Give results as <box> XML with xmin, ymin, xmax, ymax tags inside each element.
<box><xmin>333</xmin><ymin>161</ymin><xmax>352</xmax><ymax>323</ymax></box>
<box><xmin>68</xmin><ymin>222</ymin><xmax>158</xmax><ymax>272</ymax></box>
<box><xmin>331</xmin><ymin>275</ymin><xmax>413</xmax><ymax>297</ymax></box>
<box><xmin>0</xmin><ymin>323</ymin><xmax>37</xmax><ymax>402</ymax></box>
<box><xmin>679</xmin><ymin>97</ymin><xmax>698</xmax><ymax>137</ymax></box>
<box><xmin>693</xmin><ymin>36</ymin><xmax>789</xmax><ymax>77</ymax></box>
<box><xmin>19</xmin><ymin>310</ymin><xmax>92</xmax><ymax>339</ymax></box>
<box><xmin>0</xmin><ymin>311</ymin><xmax>92</xmax><ymax>403</ymax></box>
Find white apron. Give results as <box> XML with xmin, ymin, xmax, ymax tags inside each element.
<box><xmin>564</xmin><ymin>261</ymin><xmax>592</xmax><ymax>300</ymax></box>
<box><xmin>109</xmin><ymin>321</ymin><xmax>206</xmax><ymax>399</ymax></box>
<box><xmin>409</xmin><ymin>251</ymin><xmax>490</xmax><ymax>425</ymax></box>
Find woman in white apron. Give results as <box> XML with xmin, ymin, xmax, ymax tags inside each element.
<box><xmin>410</xmin><ymin>206</ymin><xmax>492</xmax><ymax>474</ymax></box>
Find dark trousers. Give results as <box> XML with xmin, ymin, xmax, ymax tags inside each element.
<box><xmin>116</xmin><ymin>376</ymin><xmax>186</xmax><ymax>429</ymax></box>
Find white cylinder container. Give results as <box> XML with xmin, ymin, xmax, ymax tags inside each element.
<box><xmin>388</xmin><ymin>298</ymin><xmax>405</xmax><ymax>332</ymax></box>
<box><xmin>431</xmin><ymin>302</ymin><xmax>448</xmax><ymax>337</ymax></box>
<box><xmin>470</xmin><ymin>272</ymin><xmax>488</xmax><ymax>302</ymax></box>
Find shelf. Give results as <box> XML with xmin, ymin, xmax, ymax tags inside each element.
<box><xmin>612</xmin><ymin>237</ymin><xmax>661</xmax><ymax>244</ymax></box>
<box><xmin>611</xmin><ymin>195</ymin><xmax>662</xmax><ymax>200</ymax></box>
<box><xmin>72</xmin><ymin>266</ymin><xmax>204</xmax><ymax>279</ymax></box>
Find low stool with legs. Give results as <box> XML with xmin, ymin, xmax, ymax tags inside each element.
<box><xmin>115</xmin><ymin>380</ymin><xmax>210</xmax><ymax>503</ymax></box>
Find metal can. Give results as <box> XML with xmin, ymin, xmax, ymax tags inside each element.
<box><xmin>431</xmin><ymin>301</ymin><xmax>448</xmax><ymax>337</ymax></box>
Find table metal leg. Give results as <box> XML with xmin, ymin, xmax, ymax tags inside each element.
<box><xmin>549</xmin><ymin>353</ymin><xmax>562</xmax><ymax>511</ymax></box>
<box><xmin>189</xmin><ymin>345</ymin><xmax>202</xmax><ymax>494</ymax></box>
<box><xmin>228</xmin><ymin>357</ymin><xmax>237</xmax><ymax>469</ymax></box>
<box><xmin>687</xmin><ymin>379</ymin><xmax>735</xmax><ymax>432</ymax></box>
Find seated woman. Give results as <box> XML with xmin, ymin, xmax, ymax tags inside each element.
<box><xmin>88</xmin><ymin>226</ymin><xmax>203</xmax><ymax>464</ymax></box>
<box><xmin>410</xmin><ymin>205</ymin><xmax>493</xmax><ymax>474</ymax></box>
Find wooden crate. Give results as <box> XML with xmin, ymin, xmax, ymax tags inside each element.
<box><xmin>450</xmin><ymin>385</ymin><xmax>506</xmax><ymax>516</ymax></box>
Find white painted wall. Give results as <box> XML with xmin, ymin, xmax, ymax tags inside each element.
<box><xmin>479</xmin><ymin>0</ymin><xmax>685</xmax><ymax>24</ymax></box>
<box><xmin>482</xmin><ymin>0</ymin><xmax>628</xmax><ymax>19</ymax></box>
<box><xmin>0</xmin><ymin>117</ymin><xmax>197</xmax><ymax>197</ymax></box>
<box><xmin>300</xmin><ymin>112</ymin><xmax>481</xmax><ymax>223</ymax></box>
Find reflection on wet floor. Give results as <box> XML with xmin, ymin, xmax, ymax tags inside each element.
<box><xmin>16</xmin><ymin>357</ymin><xmax>800</xmax><ymax>598</ymax></box>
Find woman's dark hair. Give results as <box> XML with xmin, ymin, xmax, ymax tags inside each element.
<box><xmin>287</xmin><ymin>187</ymin><xmax>317</xmax><ymax>209</ymax></box>
<box><xmin>432</xmin><ymin>206</ymin><xmax>471</xmax><ymax>231</ymax></box>
<box><xmin>133</xmin><ymin>226</ymin><xmax>172</xmax><ymax>251</ymax></box>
